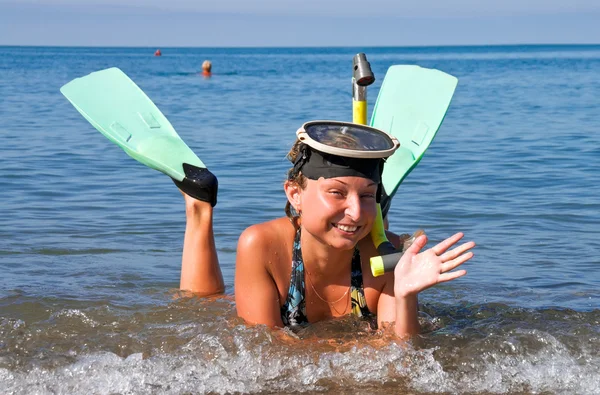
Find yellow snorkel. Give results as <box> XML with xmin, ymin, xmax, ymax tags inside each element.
<box><xmin>352</xmin><ymin>54</ymin><xmax>372</xmax><ymax>125</ymax></box>
<box><xmin>352</xmin><ymin>57</ymin><xmax>459</xmax><ymax>277</ymax></box>
<box><xmin>351</xmin><ymin>54</ymin><xmax>398</xmax><ymax>261</ymax></box>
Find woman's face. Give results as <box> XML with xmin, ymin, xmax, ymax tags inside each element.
<box><xmin>298</xmin><ymin>176</ymin><xmax>378</xmax><ymax>250</ymax></box>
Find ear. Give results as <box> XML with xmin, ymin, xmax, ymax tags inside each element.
<box><xmin>284</xmin><ymin>180</ymin><xmax>302</xmax><ymax>212</ymax></box>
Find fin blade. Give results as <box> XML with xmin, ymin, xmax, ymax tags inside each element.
<box><xmin>60</xmin><ymin>67</ymin><xmax>205</xmax><ymax>181</ymax></box>
<box><xmin>371</xmin><ymin>65</ymin><xmax>458</xmax><ymax>202</ymax></box>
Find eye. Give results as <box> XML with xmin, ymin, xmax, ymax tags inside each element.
<box><xmin>361</xmin><ymin>193</ymin><xmax>376</xmax><ymax>200</ymax></box>
<box><xmin>328</xmin><ymin>189</ymin><xmax>345</xmax><ymax>197</ymax></box>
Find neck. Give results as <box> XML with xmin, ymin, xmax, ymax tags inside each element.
<box><xmin>299</xmin><ymin>228</ymin><xmax>354</xmax><ymax>279</ymax></box>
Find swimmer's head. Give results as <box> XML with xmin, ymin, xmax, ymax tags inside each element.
<box><xmin>284</xmin><ymin>121</ymin><xmax>399</xmax><ymax>220</ymax></box>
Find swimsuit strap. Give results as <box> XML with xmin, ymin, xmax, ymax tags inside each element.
<box><xmin>350</xmin><ymin>248</ymin><xmax>370</xmax><ymax>318</ymax></box>
<box><xmin>280</xmin><ymin>229</ymin><xmax>308</xmax><ymax>327</ymax></box>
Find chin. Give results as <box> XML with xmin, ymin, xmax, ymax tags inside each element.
<box><xmin>327</xmin><ymin>232</ymin><xmax>366</xmax><ymax>251</ymax></box>
<box><xmin>327</xmin><ymin>240</ymin><xmax>357</xmax><ymax>251</ymax></box>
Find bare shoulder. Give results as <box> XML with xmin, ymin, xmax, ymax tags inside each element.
<box><xmin>235</xmin><ymin>217</ymin><xmax>293</xmax><ymax>327</ymax></box>
<box><xmin>384</xmin><ymin>230</ymin><xmax>407</xmax><ymax>250</ymax></box>
<box><xmin>238</xmin><ymin>217</ymin><xmax>294</xmax><ymax>251</ymax></box>
<box><xmin>236</xmin><ymin>217</ymin><xmax>295</xmax><ymax>271</ymax></box>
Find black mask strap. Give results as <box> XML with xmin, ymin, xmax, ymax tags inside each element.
<box><xmin>288</xmin><ymin>144</ymin><xmax>385</xmax><ymax>202</ymax></box>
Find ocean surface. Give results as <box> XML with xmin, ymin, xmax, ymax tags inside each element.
<box><xmin>1</xmin><ymin>45</ymin><xmax>600</xmax><ymax>394</ymax></box>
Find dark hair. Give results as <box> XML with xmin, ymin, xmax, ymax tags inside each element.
<box><xmin>284</xmin><ymin>139</ymin><xmax>307</xmax><ymax>224</ymax></box>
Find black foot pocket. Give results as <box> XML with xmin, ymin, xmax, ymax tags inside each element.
<box><xmin>172</xmin><ymin>163</ymin><xmax>218</xmax><ymax>206</ymax></box>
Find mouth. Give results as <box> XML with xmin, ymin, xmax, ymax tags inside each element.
<box><xmin>333</xmin><ymin>223</ymin><xmax>359</xmax><ymax>233</ymax></box>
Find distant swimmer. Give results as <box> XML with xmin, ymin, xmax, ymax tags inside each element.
<box><xmin>154</xmin><ymin>49</ymin><xmax>162</xmax><ymax>57</ymax></box>
<box><xmin>201</xmin><ymin>60</ymin><xmax>212</xmax><ymax>77</ymax></box>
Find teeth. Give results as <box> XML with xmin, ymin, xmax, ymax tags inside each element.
<box><xmin>336</xmin><ymin>224</ymin><xmax>358</xmax><ymax>232</ymax></box>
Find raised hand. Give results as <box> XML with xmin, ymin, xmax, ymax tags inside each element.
<box><xmin>393</xmin><ymin>232</ymin><xmax>475</xmax><ymax>298</ymax></box>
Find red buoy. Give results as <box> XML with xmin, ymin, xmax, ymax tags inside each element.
<box><xmin>154</xmin><ymin>49</ymin><xmax>162</xmax><ymax>57</ymax></box>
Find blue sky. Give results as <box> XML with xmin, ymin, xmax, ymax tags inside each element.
<box><xmin>1</xmin><ymin>0</ymin><xmax>599</xmax><ymax>46</ymax></box>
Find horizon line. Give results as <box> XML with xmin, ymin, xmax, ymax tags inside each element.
<box><xmin>2</xmin><ymin>43</ymin><xmax>600</xmax><ymax>49</ymax></box>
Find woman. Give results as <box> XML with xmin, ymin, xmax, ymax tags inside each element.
<box><xmin>179</xmin><ymin>121</ymin><xmax>475</xmax><ymax>339</ymax></box>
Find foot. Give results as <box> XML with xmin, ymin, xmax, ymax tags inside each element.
<box><xmin>172</xmin><ymin>163</ymin><xmax>218</xmax><ymax>206</ymax></box>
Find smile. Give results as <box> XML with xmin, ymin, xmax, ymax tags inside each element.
<box><xmin>334</xmin><ymin>224</ymin><xmax>359</xmax><ymax>232</ymax></box>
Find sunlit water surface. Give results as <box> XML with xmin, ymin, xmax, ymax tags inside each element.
<box><xmin>1</xmin><ymin>45</ymin><xmax>600</xmax><ymax>394</ymax></box>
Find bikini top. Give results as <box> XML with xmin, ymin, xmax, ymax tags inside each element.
<box><xmin>280</xmin><ymin>229</ymin><xmax>371</xmax><ymax>327</ymax></box>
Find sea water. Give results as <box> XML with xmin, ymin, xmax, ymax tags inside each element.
<box><xmin>1</xmin><ymin>45</ymin><xmax>600</xmax><ymax>394</ymax></box>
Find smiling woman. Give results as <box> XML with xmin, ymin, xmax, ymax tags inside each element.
<box><xmin>56</xmin><ymin>65</ymin><xmax>474</xmax><ymax>341</ymax></box>
<box><xmin>180</xmin><ymin>120</ymin><xmax>476</xmax><ymax>337</ymax></box>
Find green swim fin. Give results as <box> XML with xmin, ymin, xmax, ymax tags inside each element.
<box><xmin>370</xmin><ymin>65</ymin><xmax>458</xmax><ymax>216</ymax></box>
<box><xmin>60</xmin><ymin>67</ymin><xmax>217</xmax><ymax>205</ymax></box>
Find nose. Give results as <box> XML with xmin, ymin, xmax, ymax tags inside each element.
<box><xmin>344</xmin><ymin>193</ymin><xmax>362</xmax><ymax>221</ymax></box>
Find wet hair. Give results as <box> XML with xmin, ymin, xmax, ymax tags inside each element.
<box><xmin>284</xmin><ymin>139</ymin><xmax>307</xmax><ymax>223</ymax></box>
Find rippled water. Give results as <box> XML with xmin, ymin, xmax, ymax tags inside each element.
<box><xmin>1</xmin><ymin>45</ymin><xmax>600</xmax><ymax>394</ymax></box>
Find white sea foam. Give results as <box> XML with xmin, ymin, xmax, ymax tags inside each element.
<box><xmin>2</xmin><ymin>327</ymin><xmax>599</xmax><ymax>395</ymax></box>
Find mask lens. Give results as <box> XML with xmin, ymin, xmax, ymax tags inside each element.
<box><xmin>304</xmin><ymin>121</ymin><xmax>395</xmax><ymax>152</ymax></box>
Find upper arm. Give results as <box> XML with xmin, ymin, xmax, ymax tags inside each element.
<box><xmin>234</xmin><ymin>225</ymin><xmax>284</xmax><ymax>328</ymax></box>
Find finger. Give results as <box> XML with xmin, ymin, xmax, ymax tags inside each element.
<box><xmin>441</xmin><ymin>252</ymin><xmax>474</xmax><ymax>272</ymax></box>
<box><xmin>438</xmin><ymin>269</ymin><xmax>467</xmax><ymax>283</ymax></box>
<box><xmin>440</xmin><ymin>241</ymin><xmax>476</xmax><ymax>262</ymax></box>
<box><xmin>405</xmin><ymin>234</ymin><xmax>428</xmax><ymax>255</ymax></box>
<box><xmin>431</xmin><ymin>232</ymin><xmax>464</xmax><ymax>255</ymax></box>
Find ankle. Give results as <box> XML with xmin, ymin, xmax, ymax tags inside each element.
<box><xmin>184</xmin><ymin>193</ymin><xmax>214</xmax><ymax>218</ymax></box>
